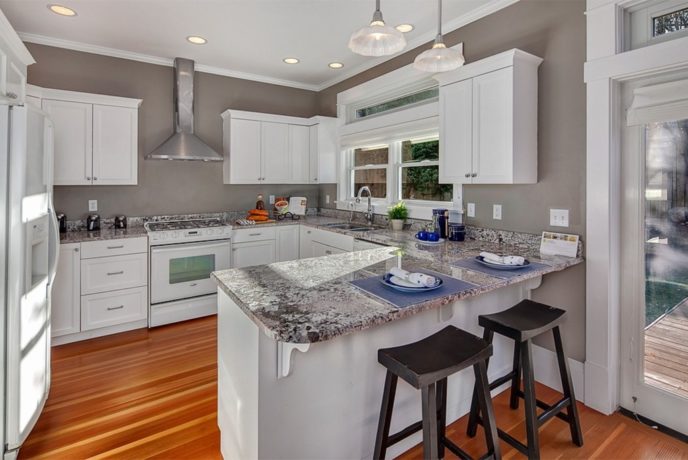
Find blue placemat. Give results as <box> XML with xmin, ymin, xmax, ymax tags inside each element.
<box><xmin>451</xmin><ymin>257</ymin><xmax>549</xmax><ymax>279</ymax></box>
<box><xmin>350</xmin><ymin>270</ymin><xmax>477</xmax><ymax>309</ymax></box>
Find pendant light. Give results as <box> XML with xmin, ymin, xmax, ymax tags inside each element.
<box><xmin>413</xmin><ymin>0</ymin><xmax>465</xmax><ymax>72</ymax></box>
<box><xmin>349</xmin><ymin>0</ymin><xmax>406</xmax><ymax>57</ymax></box>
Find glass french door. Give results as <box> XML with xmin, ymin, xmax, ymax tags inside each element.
<box><xmin>621</xmin><ymin>77</ymin><xmax>688</xmax><ymax>435</ymax></box>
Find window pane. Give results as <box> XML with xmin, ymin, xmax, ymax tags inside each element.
<box><xmin>402</xmin><ymin>139</ymin><xmax>439</xmax><ymax>163</ymax></box>
<box><xmin>354</xmin><ymin>169</ymin><xmax>387</xmax><ymax>198</ymax></box>
<box><xmin>401</xmin><ymin>166</ymin><xmax>453</xmax><ymax>201</ymax></box>
<box><xmin>653</xmin><ymin>7</ymin><xmax>688</xmax><ymax>36</ymax></box>
<box><xmin>355</xmin><ymin>87</ymin><xmax>439</xmax><ymax>119</ymax></box>
<box><xmin>354</xmin><ymin>146</ymin><xmax>388</xmax><ymax>167</ymax></box>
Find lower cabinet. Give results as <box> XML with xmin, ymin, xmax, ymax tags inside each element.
<box><xmin>311</xmin><ymin>241</ymin><xmax>347</xmax><ymax>257</ymax></box>
<box><xmin>51</xmin><ymin>243</ymin><xmax>81</xmax><ymax>337</ymax></box>
<box><xmin>299</xmin><ymin>226</ymin><xmax>354</xmax><ymax>259</ymax></box>
<box><xmin>81</xmin><ymin>286</ymin><xmax>147</xmax><ymax>331</ymax></box>
<box><xmin>276</xmin><ymin>226</ymin><xmax>300</xmax><ymax>262</ymax></box>
<box><xmin>232</xmin><ymin>225</ymin><xmax>301</xmax><ymax>268</ymax></box>
<box><xmin>232</xmin><ymin>240</ymin><xmax>276</xmax><ymax>269</ymax></box>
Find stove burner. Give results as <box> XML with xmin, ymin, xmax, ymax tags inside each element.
<box><xmin>146</xmin><ymin>218</ymin><xmax>226</xmax><ymax>232</ymax></box>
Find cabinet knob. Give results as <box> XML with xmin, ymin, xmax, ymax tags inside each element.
<box><xmin>464</xmin><ymin>173</ymin><xmax>470</xmax><ymax>178</ymax></box>
<box><xmin>313</xmin><ymin>178</ymin><xmax>317</xmax><ymax>181</ymax></box>
<box><xmin>86</xmin><ymin>176</ymin><xmax>91</xmax><ymax>180</ymax></box>
<box><xmin>471</xmin><ymin>173</ymin><xmax>477</xmax><ymax>177</ymax></box>
<box><xmin>74</xmin><ymin>248</ymin><xmax>79</xmax><ymax>252</ymax></box>
<box><xmin>93</xmin><ymin>177</ymin><xmax>98</xmax><ymax>181</ymax></box>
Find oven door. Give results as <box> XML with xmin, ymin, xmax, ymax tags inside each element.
<box><xmin>150</xmin><ymin>239</ymin><xmax>231</xmax><ymax>304</ymax></box>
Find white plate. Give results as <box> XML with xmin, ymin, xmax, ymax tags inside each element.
<box><xmin>388</xmin><ymin>276</ymin><xmax>418</xmax><ymax>288</ymax></box>
<box><xmin>475</xmin><ymin>256</ymin><xmax>530</xmax><ymax>270</ymax></box>
<box><xmin>381</xmin><ymin>274</ymin><xmax>443</xmax><ymax>292</ymax></box>
<box><xmin>415</xmin><ymin>237</ymin><xmax>445</xmax><ymax>245</ymax></box>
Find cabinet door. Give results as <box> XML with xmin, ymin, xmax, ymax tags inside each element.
<box><xmin>261</xmin><ymin>122</ymin><xmax>290</xmax><ymax>183</ymax></box>
<box><xmin>43</xmin><ymin>99</ymin><xmax>93</xmax><ymax>185</ymax></box>
<box><xmin>308</xmin><ymin>125</ymin><xmax>319</xmax><ymax>184</ymax></box>
<box><xmin>51</xmin><ymin>244</ymin><xmax>80</xmax><ymax>337</ymax></box>
<box><xmin>299</xmin><ymin>226</ymin><xmax>314</xmax><ymax>259</ymax></box>
<box><xmin>92</xmin><ymin>105</ymin><xmax>138</xmax><ymax>185</ymax></box>
<box><xmin>232</xmin><ymin>240</ymin><xmax>276</xmax><ymax>268</ymax></box>
<box><xmin>472</xmin><ymin>67</ymin><xmax>513</xmax><ymax>184</ymax></box>
<box><xmin>289</xmin><ymin>124</ymin><xmax>310</xmax><ymax>184</ymax></box>
<box><xmin>316</xmin><ymin>118</ymin><xmax>338</xmax><ymax>183</ymax></box>
<box><xmin>438</xmin><ymin>80</ymin><xmax>473</xmax><ymax>184</ymax></box>
<box><xmin>311</xmin><ymin>241</ymin><xmax>346</xmax><ymax>257</ymax></box>
<box><xmin>276</xmin><ymin>226</ymin><xmax>300</xmax><ymax>262</ymax></box>
<box><xmin>229</xmin><ymin>118</ymin><xmax>262</xmax><ymax>184</ymax></box>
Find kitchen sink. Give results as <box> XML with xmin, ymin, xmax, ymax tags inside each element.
<box><xmin>323</xmin><ymin>222</ymin><xmax>380</xmax><ymax>232</ymax></box>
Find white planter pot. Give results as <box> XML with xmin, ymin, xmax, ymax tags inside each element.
<box><xmin>391</xmin><ymin>219</ymin><xmax>405</xmax><ymax>231</ymax></box>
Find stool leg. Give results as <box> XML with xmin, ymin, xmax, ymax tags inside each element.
<box><xmin>474</xmin><ymin>360</ymin><xmax>501</xmax><ymax>460</ymax></box>
<box><xmin>553</xmin><ymin>326</ymin><xmax>584</xmax><ymax>447</ymax></box>
<box><xmin>509</xmin><ymin>340</ymin><xmax>522</xmax><ymax>410</ymax></box>
<box><xmin>521</xmin><ymin>339</ymin><xmax>540</xmax><ymax>460</ymax></box>
<box><xmin>436</xmin><ymin>378</ymin><xmax>447</xmax><ymax>459</ymax></box>
<box><xmin>467</xmin><ymin>329</ymin><xmax>494</xmax><ymax>437</ymax></box>
<box><xmin>421</xmin><ymin>383</ymin><xmax>439</xmax><ymax>460</ymax></box>
<box><xmin>374</xmin><ymin>371</ymin><xmax>398</xmax><ymax>460</ymax></box>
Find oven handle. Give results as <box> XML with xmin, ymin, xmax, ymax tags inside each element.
<box><xmin>150</xmin><ymin>239</ymin><xmax>231</xmax><ymax>255</ymax></box>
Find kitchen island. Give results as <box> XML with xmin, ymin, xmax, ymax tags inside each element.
<box><xmin>212</xmin><ymin>230</ymin><xmax>582</xmax><ymax>460</ymax></box>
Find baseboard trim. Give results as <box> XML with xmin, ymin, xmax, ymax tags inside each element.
<box><xmin>618</xmin><ymin>407</ymin><xmax>688</xmax><ymax>443</ymax></box>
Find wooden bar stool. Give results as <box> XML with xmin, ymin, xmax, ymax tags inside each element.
<box><xmin>374</xmin><ymin>326</ymin><xmax>501</xmax><ymax>460</ymax></box>
<box><xmin>466</xmin><ymin>299</ymin><xmax>583</xmax><ymax>460</ymax></box>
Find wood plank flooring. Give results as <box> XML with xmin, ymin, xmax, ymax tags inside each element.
<box><xmin>645</xmin><ymin>298</ymin><xmax>688</xmax><ymax>399</ymax></box>
<box><xmin>19</xmin><ymin>315</ymin><xmax>688</xmax><ymax>459</ymax></box>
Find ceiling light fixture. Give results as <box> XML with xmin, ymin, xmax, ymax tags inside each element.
<box><xmin>348</xmin><ymin>0</ymin><xmax>406</xmax><ymax>57</ymax></box>
<box><xmin>395</xmin><ymin>24</ymin><xmax>414</xmax><ymax>33</ymax></box>
<box><xmin>283</xmin><ymin>57</ymin><xmax>300</xmax><ymax>64</ymax></box>
<box><xmin>328</xmin><ymin>62</ymin><xmax>344</xmax><ymax>69</ymax></box>
<box><xmin>186</xmin><ymin>36</ymin><xmax>207</xmax><ymax>45</ymax></box>
<box><xmin>413</xmin><ymin>0</ymin><xmax>465</xmax><ymax>73</ymax></box>
<box><xmin>47</xmin><ymin>4</ymin><xmax>77</xmax><ymax>16</ymax></box>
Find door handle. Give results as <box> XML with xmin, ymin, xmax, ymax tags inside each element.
<box><xmin>106</xmin><ymin>270</ymin><xmax>124</xmax><ymax>276</ymax></box>
<box><xmin>248</xmin><ymin>233</ymin><xmax>262</xmax><ymax>237</ymax></box>
<box><xmin>190</xmin><ymin>283</ymin><xmax>198</xmax><ymax>287</ymax></box>
<box><xmin>107</xmin><ymin>305</ymin><xmax>124</xmax><ymax>311</ymax></box>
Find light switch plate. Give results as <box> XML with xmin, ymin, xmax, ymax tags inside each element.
<box><xmin>493</xmin><ymin>204</ymin><xmax>502</xmax><ymax>220</ymax></box>
<box><xmin>88</xmin><ymin>200</ymin><xmax>97</xmax><ymax>212</ymax></box>
<box><xmin>467</xmin><ymin>203</ymin><xmax>475</xmax><ymax>218</ymax></box>
<box><xmin>550</xmin><ymin>208</ymin><xmax>569</xmax><ymax>227</ymax></box>
<box><xmin>269</xmin><ymin>195</ymin><xmax>275</xmax><ymax>205</ymax></box>
<box><xmin>326</xmin><ymin>195</ymin><xmax>330</xmax><ymax>204</ymax></box>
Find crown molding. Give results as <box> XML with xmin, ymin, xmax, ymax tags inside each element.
<box><xmin>18</xmin><ymin>32</ymin><xmax>321</xmax><ymax>91</ymax></box>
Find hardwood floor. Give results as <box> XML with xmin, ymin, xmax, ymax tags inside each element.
<box><xmin>645</xmin><ymin>298</ymin><xmax>688</xmax><ymax>399</ymax></box>
<box><xmin>20</xmin><ymin>315</ymin><xmax>688</xmax><ymax>459</ymax></box>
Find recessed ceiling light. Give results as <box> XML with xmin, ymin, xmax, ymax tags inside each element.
<box><xmin>328</xmin><ymin>62</ymin><xmax>344</xmax><ymax>69</ymax></box>
<box><xmin>283</xmin><ymin>57</ymin><xmax>300</xmax><ymax>64</ymax></box>
<box><xmin>47</xmin><ymin>4</ymin><xmax>77</xmax><ymax>16</ymax></box>
<box><xmin>186</xmin><ymin>36</ymin><xmax>207</xmax><ymax>45</ymax></box>
<box><xmin>395</xmin><ymin>24</ymin><xmax>414</xmax><ymax>33</ymax></box>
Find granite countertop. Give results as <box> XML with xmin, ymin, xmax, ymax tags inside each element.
<box><xmin>59</xmin><ymin>226</ymin><xmax>148</xmax><ymax>243</ymax></box>
<box><xmin>212</xmin><ymin>227</ymin><xmax>583</xmax><ymax>344</ymax></box>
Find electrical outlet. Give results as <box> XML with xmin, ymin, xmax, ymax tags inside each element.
<box><xmin>550</xmin><ymin>208</ymin><xmax>569</xmax><ymax>227</ymax></box>
<box><xmin>269</xmin><ymin>195</ymin><xmax>275</xmax><ymax>205</ymax></box>
<box><xmin>467</xmin><ymin>203</ymin><xmax>475</xmax><ymax>218</ymax></box>
<box><xmin>493</xmin><ymin>204</ymin><xmax>502</xmax><ymax>220</ymax></box>
<box><xmin>326</xmin><ymin>194</ymin><xmax>330</xmax><ymax>204</ymax></box>
<box><xmin>88</xmin><ymin>200</ymin><xmax>98</xmax><ymax>212</ymax></box>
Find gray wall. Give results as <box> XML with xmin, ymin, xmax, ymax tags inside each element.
<box><xmin>317</xmin><ymin>0</ymin><xmax>587</xmax><ymax>361</ymax></box>
<box><xmin>26</xmin><ymin>43</ymin><xmax>322</xmax><ymax>218</ymax></box>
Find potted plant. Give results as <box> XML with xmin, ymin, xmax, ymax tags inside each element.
<box><xmin>388</xmin><ymin>201</ymin><xmax>409</xmax><ymax>231</ymax></box>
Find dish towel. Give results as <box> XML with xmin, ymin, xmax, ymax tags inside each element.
<box><xmin>479</xmin><ymin>252</ymin><xmax>525</xmax><ymax>266</ymax></box>
<box><xmin>388</xmin><ymin>267</ymin><xmax>437</xmax><ymax>287</ymax></box>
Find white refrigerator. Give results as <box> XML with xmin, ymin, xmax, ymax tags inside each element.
<box><xmin>1</xmin><ymin>101</ymin><xmax>57</xmax><ymax>459</ymax></box>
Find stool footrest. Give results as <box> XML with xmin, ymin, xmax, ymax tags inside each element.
<box><xmin>387</xmin><ymin>421</ymin><xmax>423</xmax><ymax>446</ymax></box>
<box><xmin>497</xmin><ymin>427</ymin><xmax>529</xmax><ymax>457</ymax></box>
<box><xmin>443</xmin><ymin>437</ymin><xmax>472</xmax><ymax>460</ymax></box>
<box><xmin>537</xmin><ymin>396</ymin><xmax>571</xmax><ymax>427</ymax></box>
<box><xmin>488</xmin><ymin>371</ymin><xmax>516</xmax><ymax>391</ymax></box>
<box><xmin>513</xmin><ymin>389</ymin><xmax>572</xmax><ymax>424</ymax></box>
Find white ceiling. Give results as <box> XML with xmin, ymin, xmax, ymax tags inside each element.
<box><xmin>0</xmin><ymin>0</ymin><xmax>516</xmax><ymax>91</ymax></box>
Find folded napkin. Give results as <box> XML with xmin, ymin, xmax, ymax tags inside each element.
<box><xmin>388</xmin><ymin>267</ymin><xmax>437</xmax><ymax>288</ymax></box>
<box><xmin>479</xmin><ymin>252</ymin><xmax>525</xmax><ymax>266</ymax></box>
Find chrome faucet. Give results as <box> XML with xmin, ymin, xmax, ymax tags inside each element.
<box><xmin>355</xmin><ymin>186</ymin><xmax>374</xmax><ymax>225</ymax></box>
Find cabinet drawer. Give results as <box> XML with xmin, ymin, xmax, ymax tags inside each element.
<box><xmin>309</xmin><ymin>228</ymin><xmax>354</xmax><ymax>252</ymax></box>
<box><xmin>81</xmin><ymin>237</ymin><xmax>147</xmax><ymax>259</ymax></box>
<box><xmin>232</xmin><ymin>227</ymin><xmax>276</xmax><ymax>243</ymax></box>
<box><xmin>81</xmin><ymin>286</ymin><xmax>147</xmax><ymax>331</ymax></box>
<box><xmin>81</xmin><ymin>253</ymin><xmax>147</xmax><ymax>295</ymax></box>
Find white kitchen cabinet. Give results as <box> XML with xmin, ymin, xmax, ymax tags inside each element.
<box><xmin>290</xmin><ymin>125</ymin><xmax>310</xmax><ymax>184</ymax></box>
<box><xmin>308</xmin><ymin>117</ymin><xmax>338</xmax><ymax>184</ymax></box>
<box><xmin>92</xmin><ymin>104</ymin><xmax>138</xmax><ymax>185</ymax></box>
<box><xmin>276</xmin><ymin>225</ymin><xmax>300</xmax><ymax>262</ymax></box>
<box><xmin>232</xmin><ymin>240</ymin><xmax>277</xmax><ymax>268</ymax></box>
<box><xmin>227</xmin><ymin>118</ymin><xmax>261</xmax><ymax>184</ymax></box>
<box><xmin>436</xmin><ymin>49</ymin><xmax>542</xmax><ymax>185</ymax></box>
<box><xmin>262</xmin><ymin>122</ymin><xmax>291</xmax><ymax>183</ymax></box>
<box><xmin>0</xmin><ymin>16</ymin><xmax>31</xmax><ymax>105</ymax></box>
<box><xmin>311</xmin><ymin>241</ymin><xmax>347</xmax><ymax>257</ymax></box>
<box><xmin>51</xmin><ymin>243</ymin><xmax>81</xmax><ymax>337</ymax></box>
<box><xmin>299</xmin><ymin>226</ymin><xmax>353</xmax><ymax>259</ymax></box>
<box><xmin>43</xmin><ymin>99</ymin><xmax>93</xmax><ymax>186</ymax></box>
<box><xmin>299</xmin><ymin>226</ymin><xmax>315</xmax><ymax>259</ymax></box>
<box><xmin>81</xmin><ymin>286</ymin><xmax>147</xmax><ymax>331</ymax></box>
<box><xmin>80</xmin><ymin>252</ymin><xmax>147</xmax><ymax>295</ymax></box>
<box><xmin>38</xmin><ymin>87</ymin><xmax>141</xmax><ymax>186</ymax></box>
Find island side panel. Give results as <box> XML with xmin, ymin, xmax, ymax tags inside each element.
<box><xmin>218</xmin><ymin>290</ymin><xmax>260</xmax><ymax>460</ymax></box>
<box><xmin>253</xmin><ymin>285</ymin><xmax>526</xmax><ymax>460</ymax></box>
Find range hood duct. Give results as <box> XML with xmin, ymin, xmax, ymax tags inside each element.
<box><xmin>146</xmin><ymin>57</ymin><xmax>223</xmax><ymax>162</ymax></box>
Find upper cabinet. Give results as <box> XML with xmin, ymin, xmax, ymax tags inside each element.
<box><xmin>0</xmin><ymin>10</ymin><xmax>33</xmax><ymax>105</ymax></box>
<box><xmin>435</xmin><ymin>49</ymin><xmax>542</xmax><ymax>185</ymax></box>
<box><xmin>29</xmin><ymin>85</ymin><xmax>142</xmax><ymax>186</ymax></box>
<box><xmin>221</xmin><ymin>109</ymin><xmax>337</xmax><ymax>185</ymax></box>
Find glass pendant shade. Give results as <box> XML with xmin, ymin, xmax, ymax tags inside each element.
<box><xmin>348</xmin><ymin>3</ymin><xmax>406</xmax><ymax>57</ymax></box>
<box><xmin>413</xmin><ymin>38</ymin><xmax>465</xmax><ymax>72</ymax></box>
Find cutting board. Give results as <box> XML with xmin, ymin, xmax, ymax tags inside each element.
<box><xmin>235</xmin><ymin>219</ymin><xmax>276</xmax><ymax>226</ymax></box>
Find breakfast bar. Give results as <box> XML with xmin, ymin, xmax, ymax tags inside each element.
<box><xmin>212</xmin><ymin>231</ymin><xmax>582</xmax><ymax>460</ymax></box>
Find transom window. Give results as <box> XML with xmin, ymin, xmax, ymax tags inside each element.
<box><xmin>653</xmin><ymin>6</ymin><xmax>688</xmax><ymax>36</ymax></box>
<box><xmin>354</xmin><ymin>87</ymin><xmax>439</xmax><ymax>120</ymax></box>
<box><xmin>627</xmin><ymin>0</ymin><xmax>688</xmax><ymax>49</ymax></box>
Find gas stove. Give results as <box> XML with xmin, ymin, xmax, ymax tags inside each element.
<box><xmin>145</xmin><ymin>218</ymin><xmax>232</xmax><ymax>245</ymax></box>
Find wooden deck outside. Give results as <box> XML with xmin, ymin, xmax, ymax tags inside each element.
<box><xmin>645</xmin><ymin>298</ymin><xmax>688</xmax><ymax>399</ymax></box>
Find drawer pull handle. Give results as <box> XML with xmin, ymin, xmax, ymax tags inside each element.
<box><xmin>248</xmin><ymin>233</ymin><xmax>262</xmax><ymax>236</ymax></box>
<box><xmin>107</xmin><ymin>305</ymin><xmax>124</xmax><ymax>311</ymax></box>
<box><xmin>325</xmin><ymin>250</ymin><xmax>332</xmax><ymax>255</ymax></box>
<box><xmin>107</xmin><ymin>270</ymin><xmax>124</xmax><ymax>276</ymax></box>
<box><xmin>106</xmin><ymin>245</ymin><xmax>124</xmax><ymax>249</ymax></box>
<box><xmin>190</xmin><ymin>283</ymin><xmax>198</xmax><ymax>287</ymax></box>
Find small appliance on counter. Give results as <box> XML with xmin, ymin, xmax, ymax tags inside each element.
<box><xmin>57</xmin><ymin>213</ymin><xmax>67</xmax><ymax>233</ymax></box>
<box><xmin>114</xmin><ymin>215</ymin><xmax>127</xmax><ymax>229</ymax></box>
<box><xmin>86</xmin><ymin>214</ymin><xmax>100</xmax><ymax>231</ymax></box>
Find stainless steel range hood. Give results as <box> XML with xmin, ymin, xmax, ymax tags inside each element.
<box><xmin>146</xmin><ymin>58</ymin><xmax>223</xmax><ymax>162</ymax></box>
